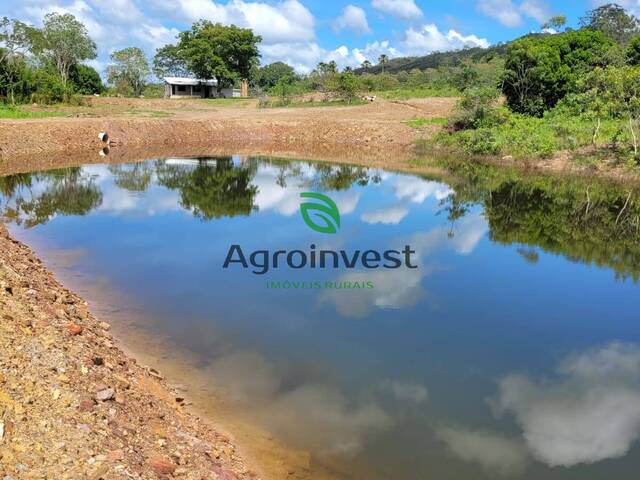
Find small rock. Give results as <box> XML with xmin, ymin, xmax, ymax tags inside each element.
<box><xmin>106</xmin><ymin>449</ymin><xmax>124</xmax><ymax>462</ymax></box>
<box><xmin>64</xmin><ymin>323</ymin><xmax>83</xmax><ymax>335</ymax></box>
<box><xmin>0</xmin><ymin>421</ymin><xmax>4</xmax><ymax>441</ymax></box>
<box><xmin>95</xmin><ymin>388</ymin><xmax>115</xmax><ymax>402</ymax></box>
<box><xmin>98</xmin><ymin>321</ymin><xmax>111</xmax><ymax>331</ymax></box>
<box><xmin>212</xmin><ymin>464</ymin><xmax>238</xmax><ymax>480</ymax></box>
<box><xmin>114</xmin><ymin>393</ymin><xmax>126</xmax><ymax>404</ymax></box>
<box><xmin>52</xmin><ymin>389</ymin><xmax>61</xmax><ymax>400</ymax></box>
<box><xmin>92</xmin><ymin>357</ymin><xmax>104</xmax><ymax>366</ymax></box>
<box><xmin>77</xmin><ymin>424</ymin><xmax>91</xmax><ymax>433</ymax></box>
<box><xmin>148</xmin><ymin>457</ymin><xmax>176</xmax><ymax>476</ymax></box>
<box><xmin>79</xmin><ymin>397</ymin><xmax>96</xmax><ymax>412</ymax></box>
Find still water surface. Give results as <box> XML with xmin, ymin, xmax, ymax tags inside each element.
<box><xmin>2</xmin><ymin>157</ymin><xmax>640</xmax><ymax>479</ymax></box>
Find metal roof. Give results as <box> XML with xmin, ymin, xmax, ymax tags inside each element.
<box><xmin>163</xmin><ymin>77</ymin><xmax>218</xmax><ymax>86</ymax></box>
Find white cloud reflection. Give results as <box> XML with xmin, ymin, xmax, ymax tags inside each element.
<box><xmin>252</xmin><ymin>164</ymin><xmax>361</xmax><ymax>216</ymax></box>
<box><xmin>437</xmin><ymin>426</ymin><xmax>529</xmax><ymax>476</ymax></box>
<box><xmin>201</xmin><ymin>350</ymin><xmax>392</xmax><ymax>455</ymax></box>
<box><xmin>361</xmin><ymin>205</ymin><xmax>409</xmax><ymax>225</ymax></box>
<box><xmin>493</xmin><ymin>342</ymin><xmax>640</xmax><ymax>468</ymax></box>
<box><xmin>321</xmin><ymin>212</ymin><xmax>488</xmax><ymax>317</ymax></box>
<box><xmin>393</xmin><ymin>176</ymin><xmax>453</xmax><ymax>204</ymax></box>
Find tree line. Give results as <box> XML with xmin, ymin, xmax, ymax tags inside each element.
<box><xmin>0</xmin><ymin>14</ymin><xmax>262</xmax><ymax>103</ymax></box>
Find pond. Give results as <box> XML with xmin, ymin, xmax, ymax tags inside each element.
<box><xmin>2</xmin><ymin>156</ymin><xmax>640</xmax><ymax>479</ymax></box>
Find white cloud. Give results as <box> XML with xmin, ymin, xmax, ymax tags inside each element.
<box><xmin>437</xmin><ymin>426</ymin><xmax>529</xmax><ymax>476</ymax></box>
<box><xmin>10</xmin><ymin>1</ymin><xmax>489</xmax><ymax>75</ymax></box>
<box><xmin>493</xmin><ymin>342</ymin><xmax>640</xmax><ymax>467</ymax></box>
<box><xmin>519</xmin><ymin>0</ymin><xmax>551</xmax><ymax>24</ymax></box>
<box><xmin>403</xmin><ymin>24</ymin><xmax>490</xmax><ymax>56</ymax></box>
<box><xmin>371</xmin><ymin>0</ymin><xmax>423</xmax><ymax>20</ymax></box>
<box><xmin>361</xmin><ymin>205</ymin><xmax>409</xmax><ymax>225</ymax></box>
<box><xmin>350</xmin><ymin>40</ymin><xmax>402</xmax><ymax>66</ymax></box>
<box><xmin>477</xmin><ymin>0</ymin><xmax>522</xmax><ymax>27</ymax></box>
<box><xmin>85</xmin><ymin>0</ymin><xmax>143</xmax><ymax>24</ymax></box>
<box><xmin>150</xmin><ymin>0</ymin><xmax>315</xmax><ymax>45</ymax></box>
<box><xmin>334</xmin><ymin>5</ymin><xmax>371</xmax><ymax>35</ymax></box>
<box><xmin>477</xmin><ymin>0</ymin><xmax>552</xmax><ymax>27</ymax></box>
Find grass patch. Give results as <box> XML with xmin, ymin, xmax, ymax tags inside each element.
<box><xmin>405</xmin><ymin>117</ymin><xmax>448</xmax><ymax>128</ymax></box>
<box><xmin>435</xmin><ymin>110</ymin><xmax>633</xmax><ymax>161</ymax></box>
<box><xmin>375</xmin><ymin>87</ymin><xmax>460</xmax><ymax>100</ymax></box>
<box><xmin>203</xmin><ymin>98</ymin><xmax>254</xmax><ymax>107</ymax></box>
<box><xmin>0</xmin><ymin>105</ymin><xmax>65</xmax><ymax>119</ymax></box>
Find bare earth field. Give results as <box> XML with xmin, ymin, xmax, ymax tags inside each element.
<box><xmin>0</xmin><ymin>96</ymin><xmax>456</xmax><ymax>176</ymax></box>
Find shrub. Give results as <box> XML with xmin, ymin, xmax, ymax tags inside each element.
<box><xmin>448</xmin><ymin>87</ymin><xmax>504</xmax><ymax>130</ymax></box>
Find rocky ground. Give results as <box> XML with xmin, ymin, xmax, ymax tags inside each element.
<box><xmin>0</xmin><ymin>223</ymin><xmax>257</xmax><ymax>480</ymax></box>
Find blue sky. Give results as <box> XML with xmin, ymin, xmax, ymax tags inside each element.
<box><xmin>3</xmin><ymin>1</ymin><xmax>638</xmax><ymax>73</ymax></box>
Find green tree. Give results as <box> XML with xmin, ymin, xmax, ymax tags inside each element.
<box><xmin>502</xmin><ymin>29</ymin><xmax>613</xmax><ymax>116</ymax></box>
<box><xmin>39</xmin><ymin>13</ymin><xmax>96</xmax><ymax>86</ymax></box>
<box><xmin>361</xmin><ymin>60</ymin><xmax>372</xmax><ymax>71</ymax></box>
<box><xmin>451</xmin><ymin>63</ymin><xmax>480</xmax><ymax>91</ymax></box>
<box><xmin>309</xmin><ymin>61</ymin><xmax>338</xmax><ymax>93</ymax></box>
<box><xmin>257</xmin><ymin>61</ymin><xmax>296</xmax><ymax>89</ymax></box>
<box><xmin>542</xmin><ymin>15</ymin><xmax>567</xmax><ymax>31</ymax></box>
<box><xmin>106</xmin><ymin>47</ymin><xmax>151</xmax><ymax>97</ymax></box>
<box><xmin>69</xmin><ymin>64</ymin><xmax>103</xmax><ymax>94</ymax></box>
<box><xmin>0</xmin><ymin>168</ymin><xmax>102</xmax><ymax>227</ymax></box>
<box><xmin>628</xmin><ymin>36</ymin><xmax>640</xmax><ymax>64</ymax></box>
<box><xmin>330</xmin><ymin>71</ymin><xmax>360</xmax><ymax>103</ymax></box>
<box><xmin>0</xmin><ymin>17</ymin><xmax>37</xmax><ymax>103</ymax></box>
<box><xmin>378</xmin><ymin>54</ymin><xmax>389</xmax><ymax>74</ymax></box>
<box><xmin>152</xmin><ymin>44</ymin><xmax>189</xmax><ymax>79</ymax></box>
<box><xmin>579</xmin><ymin>66</ymin><xmax>640</xmax><ymax>154</ymax></box>
<box><xmin>177</xmin><ymin>22</ymin><xmax>261</xmax><ymax>93</ymax></box>
<box><xmin>156</xmin><ymin>158</ymin><xmax>258</xmax><ymax>220</ymax></box>
<box><xmin>580</xmin><ymin>3</ymin><xmax>640</xmax><ymax>44</ymax></box>
<box><xmin>108</xmin><ymin>163</ymin><xmax>153</xmax><ymax>191</ymax></box>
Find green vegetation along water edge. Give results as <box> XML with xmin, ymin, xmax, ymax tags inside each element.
<box><xmin>418</xmin><ymin>5</ymin><xmax>640</xmax><ymax>172</ymax></box>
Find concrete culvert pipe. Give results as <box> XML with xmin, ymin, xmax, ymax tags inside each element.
<box><xmin>98</xmin><ymin>132</ymin><xmax>109</xmax><ymax>143</ymax></box>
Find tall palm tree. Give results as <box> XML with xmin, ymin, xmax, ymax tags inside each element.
<box><xmin>361</xmin><ymin>60</ymin><xmax>372</xmax><ymax>71</ymax></box>
<box><xmin>378</xmin><ymin>54</ymin><xmax>389</xmax><ymax>74</ymax></box>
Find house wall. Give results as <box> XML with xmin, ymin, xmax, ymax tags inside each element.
<box><xmin>164</xmin><ymin>82</ymin><xmax>239</xmax><ymax>99</ymax></box>
<box><xmin>165</xmin><ymin>83</ymin><xmax>205</xmax><ymax>99</ymax></box>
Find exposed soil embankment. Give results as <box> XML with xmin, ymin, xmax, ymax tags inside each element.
<box><xmin>0</xmin><ymin>97</ymin><xmax>456</xmax><ymax>175</ymax></box>
<box><xmin>0</xmin><ymin>223</ymin><xmax>257</xmax><ymax>480</ymax></box>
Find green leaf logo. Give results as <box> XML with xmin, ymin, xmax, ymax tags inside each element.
<box><xmin>300</xmin><ymin>192</ymin><xmax>341</xmax><ymax>234</ymax></box>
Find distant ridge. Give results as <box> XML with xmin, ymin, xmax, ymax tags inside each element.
<box><xmin>354</xmin><ymin>35</ymin><xmax>545</xmax><ymax>74</ymax></box>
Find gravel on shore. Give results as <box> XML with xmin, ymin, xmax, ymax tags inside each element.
<box><xmin>0</xmin><ymin>223</ymin><xmax>257</xmax><ymax>480</ymax></box>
